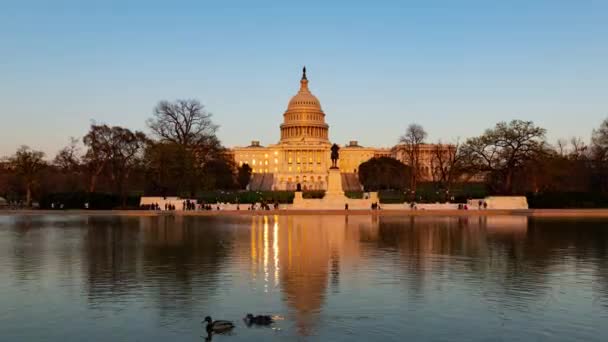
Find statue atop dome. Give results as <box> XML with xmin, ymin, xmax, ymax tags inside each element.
<box><xmin>302</xmin><ymin>66</ymin><xmax>307</xmax><ymax>80</ymax></box>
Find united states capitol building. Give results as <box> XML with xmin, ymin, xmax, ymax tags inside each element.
<box><xmin>229</xmin><ymin>68</ymin><xmax>441</xmax><ymax>191</ymax></box>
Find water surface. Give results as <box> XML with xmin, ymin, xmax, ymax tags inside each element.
<box><xmin>1</xmin><ymin>214</ymin><xmax>607</xmax><ymax>341</ymax></box>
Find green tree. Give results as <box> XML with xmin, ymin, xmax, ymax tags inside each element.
<box><xmin>517</xmin><ymin>138</ymin><xmax>591</xmax><ymax>194</ymax></box>
<box><xmin>237</xmin><ymin>163</ymin><xmax>252</xmax><ymax>190</ymax></box>
<box><xmin>460</xmin><ymin>120</ymin><xmax>546</xmax><ymax>194</ymax></box>
<box><xmin>108</xmin><ymin>127</ymin><xmax>148</xmax><ymax>205</ymax></box>
<box><xmin>83</xmin><ymin>124</ymin><xmax>148</xmax><ymax>204</ymax></box>
<box><xmin>358</xmin><ymin>157</ymin><xmax>410</xmax><ymax>191</ymax></box>
<box><xmin>83</xmin><ymin>124</ymin><xmax>113</xmax><ymax>192</ymax></box>
<box><xmin>591</xmin><ymin>117</ymin><xmax>608</xmax><ymax>191</ymax></box>
<box><xmin>53</xmin><ymin>137</ymin><xmax>84</xmax><ymax>192</ymax></box>
<box><xmin>201</xmin><ymin>157</ymin><xmax>237</xmax><ymax>190</ymax></box>
<box><xmin>143</xmin><ymin>142</ymin><xmax>198</xmax><ymax>196</ymax></box>
<box><xmin>7</xmin><ymin>146</ymin><xmax>46</xmax><ymax>207</ymax></box>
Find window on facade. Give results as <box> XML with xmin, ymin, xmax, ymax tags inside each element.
<box><xmin>252</xmin><ymin>159</ymin><xmax>256</xmax><ymax>165</ymax></box>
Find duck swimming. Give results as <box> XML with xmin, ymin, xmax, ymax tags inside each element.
<box><xmin>203</xmin><ymin>316</ymin><xmax>235</xmax><ymax>335</ymax></box>
<box><xmin>244</xmin><ymin>313</ymin><xmax>274</xmax><ymax>326</ymax></box>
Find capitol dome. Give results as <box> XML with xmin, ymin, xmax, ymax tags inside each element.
<box><xmin>280</xmin><ymin>67</ymin><xmax>329</xmax><ymax>143</ymax></box>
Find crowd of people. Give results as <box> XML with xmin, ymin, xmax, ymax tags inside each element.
<box><xmin>138</xmin><ymin>199</ymin><xmax>283</xmax><ymax>211</ymax></box>
<box><xmin>456</xmin><ymin>200</ymin><xmax>488</xmax><ymax>210</ymax></box>
<box><xmin>182</xmin><ymin>200</ymin><xmax>196</xmax><ymax>211</ymax></box>
<box><xmin>247</xmin><ymin>200</ymin><xmax>280</xmax><ymax>211</ymax></box>
<box><xmin>137</xmin><ymin>198</ymin><xmax>489</xmax><ymax>211</ymax></box>
<box><xmin>141</xmin><ymin>203</ymin><xmax>161</xmax><ymax>210</ymax></box>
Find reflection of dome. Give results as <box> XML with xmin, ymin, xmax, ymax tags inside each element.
<box><xmin>280</xmin><ymin>67</ymin><xmax>329</xmax><ymax>143</ymax></box>
<box><xmin>246</xmin><ymin>216</ymin><xmax>376</xmax><ymax>336</ymax></box>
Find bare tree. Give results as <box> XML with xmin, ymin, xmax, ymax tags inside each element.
<box><xmin>147</xmin><ymin>99</ymin><xmax>219</xmax><ymax>149</ymax></box>
<box><xmin>460</xmin><ymin>120</ymin><xmax>546</xmax><ymax>194</ymax></box>
<box><xmin>146</xmin><ymin>99</ymin><xmax>225</xmax><ymax>195</ymax></box>
<box><xmin>54</xmin><ymin>137</ymin><xmax>81</xmax><ymax>172</ymax></box>
<box><xmin>7</xmin><ymin>146</ymin><xmax>46</xmax><ymax>207</ymax></box>
<box><xmin>569</xmin><ymin>137</ymin><xmax>588</xmax><ymax>160</ymax></box>
<box><xmin>556</xmin><ymin>138</ymin><xmax>568</xmax><ymax>157</ymax></box>
<box><xmin>430</xmin><ymin>140</ymin><xmax>465</xmax><ymax>198</ymax></box>
<box><xmin>399</xmin><ymin>123</ymin><xmax>427</xmax><ymax>195</ymax></box>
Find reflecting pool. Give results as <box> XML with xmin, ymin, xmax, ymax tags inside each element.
<box><xmin>1</xmin><ymin>215</ymin><xmax>607</xmax><ymax>341</ymax></box>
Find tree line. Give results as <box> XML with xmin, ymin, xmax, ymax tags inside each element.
<box><xmin>1</xmin><ymin>98</ymin><xmax>608</xmax><ymax>207</ymax></box>
<box><xmin>0</xmin><ymin>99</ymin><xmax>252</xmax><ymax>207</ymax></box>
<box><xmin>359</xmin><ymin>118</ymin><xmax>608</xmax><ymax>203</ymax></box>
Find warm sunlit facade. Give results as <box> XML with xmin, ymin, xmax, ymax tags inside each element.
<box><xmin>230</xmin><ymin>68</ymin><xmax>443</xmax><ymax>190</ymax></box>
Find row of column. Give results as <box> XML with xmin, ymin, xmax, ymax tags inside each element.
<box><xmin>282</xmin><ymin>126</ymin><xmax>327</xmax><ymax>139</ymax></box>
<box><xmin>282</xmin><ymin>149</ymin><xmax>327</xmax><ymax>169</ymax></box>
<box><xmin>288</xmin><ymin>113</ymin><xmax>323</xmax><ymax>121</ymax></box>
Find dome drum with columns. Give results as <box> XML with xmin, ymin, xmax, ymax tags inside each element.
<box><xmin>229</xmin><ymin>67</ymin><xmax>440</xmax><ymax>191</ymax></box>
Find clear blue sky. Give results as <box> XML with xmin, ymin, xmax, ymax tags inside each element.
<box><xmin>1</xmin><ymin>0</ymin><xmax>607</xmax><ymax>157</ymax></box>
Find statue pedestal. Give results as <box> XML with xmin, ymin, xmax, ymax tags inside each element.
<box><xmin>293</xmin><ymin>191</ymin><xmax>304</xmax><ymax>205</ymax></box>
<box><xmin>293</xmin><ymin>168</ymin><xmax>379</xmax><ymax>210</ymax></box>
<box><xmin>326</xmin><ymin>168</ymin><xmax>344</xmax><ymax>197</ymax></box>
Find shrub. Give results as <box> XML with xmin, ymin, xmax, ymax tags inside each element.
<box><xmin>527</xmin><ymin>192</ymin><xmax>608</xmax><ymax>208</ymax></box>
<box><xmin>39</xmin><ymin>192</ymin><xmax>141</xmax><ymax>210</ymax></box>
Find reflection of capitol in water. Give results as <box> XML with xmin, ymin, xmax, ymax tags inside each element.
<box><xmin>7</xmin><ymin>214</ymin><xmax>608</xmax><ymax>341</ymax></box>
<box><xmin>241</xmin><ymin>215</ymin><xmax>528</xmax><ymax>334</ymax></box>
<box><xmin>246</xmin><ymin>215</ymin><xmax>378</xmax><ymax>335</ymax></box>
<box><xmin>123</xmin><ymin>215</ymin><xmax>533</xmax><ymax>335</ymax></box>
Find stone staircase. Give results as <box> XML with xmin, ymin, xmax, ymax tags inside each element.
<box><xmin>260</xmin><ymin>173</ymin><xmax>274</xmax><ymax>190</ymax></box>
<box><xmin>249</xmin><ymin>173</ymin><xmax>274</xmax><ymax>191</ymax></box>
<box><xmin>341</xmin><ymin>173</ymin><xmax>363</xmax><ymax>192</ymax></box>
